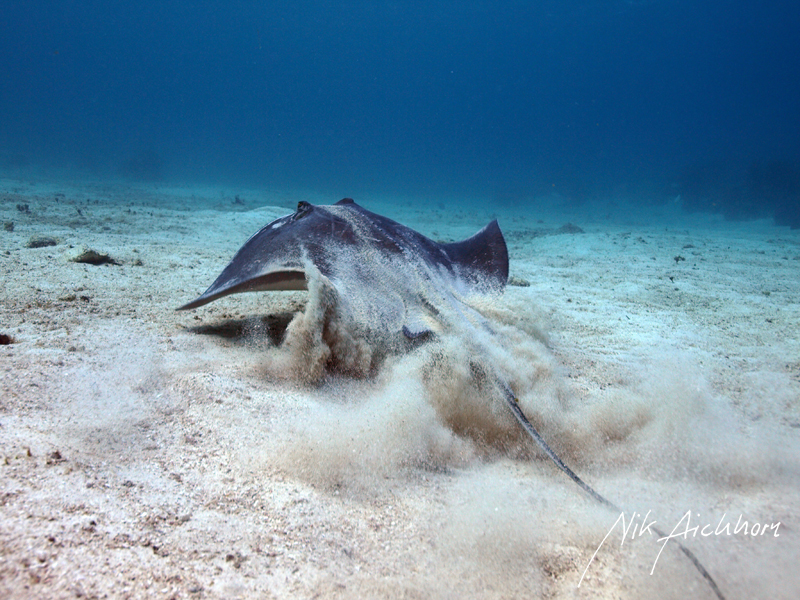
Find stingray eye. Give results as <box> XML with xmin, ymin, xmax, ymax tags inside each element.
<box><xmin>296</xmin><ymin>201</ymin><xmax>312</xmax><ymax>217</ymax></box>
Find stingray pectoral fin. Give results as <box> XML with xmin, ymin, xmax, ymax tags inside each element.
<box><xmin>177</xmin><ymin>270</ymin><xmax>307</xmax><ymax>310</ymax></box>
<box><xmin>442</xmin><ymin>219</ymin><xmax>509</xmax><ymax>290</ymax></box>
<box><xmin>401</xmin><ymin>306</ymin><xmax>443</xmax><ymax>339</ymax></box>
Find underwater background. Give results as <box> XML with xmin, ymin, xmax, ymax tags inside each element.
<box><xmin>3</xmin><ymin>4</ymin><xmax>800</xmax><ymax>598</ymax></box>
<box><xmin>2</xmin><ymin>0</ymin><xmax>799</xmax><ymax>225</ymax></box>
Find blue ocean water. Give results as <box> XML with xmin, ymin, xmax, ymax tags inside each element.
<box><xmin>1</xmin><ymin>1</ymin><xmax>799</xmax><ymax>225</ymax></box>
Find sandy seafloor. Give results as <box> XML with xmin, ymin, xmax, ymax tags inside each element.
<box><xmin>1</xmin><ymin>177</ymin><xmax>799</xmax><ymax>600</ymax></box>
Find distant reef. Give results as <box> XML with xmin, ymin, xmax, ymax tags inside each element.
<box><xmin>679</xmin><ymin>159</ymin><xmax>800</xmax><ymax>229</ymax></box>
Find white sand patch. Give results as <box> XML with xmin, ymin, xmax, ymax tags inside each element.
<box><xmin>1</xmin><ymin>177</ymin><xmax>798</xmax><ymax>599</ymax></box>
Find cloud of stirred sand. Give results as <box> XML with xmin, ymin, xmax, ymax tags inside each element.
<box><xmin>235</xmin><ymin>269</ymin><xmax>798</xmax><ymax>599</ymax></box>
<box><xmin>258</xmin><ymin>270</ymin><xmax>791</xmax><ymax>498</ymax></box>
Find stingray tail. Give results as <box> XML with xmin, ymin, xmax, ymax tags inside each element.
<box><xmin>496</xmin><ymin>379</ymin><xmax>726</xmax><ymax>600</ymax></box>
<box><xmin>496</xmin><ymin>378</ymin><xmax>618</xmax><ymax>510</ymax></box>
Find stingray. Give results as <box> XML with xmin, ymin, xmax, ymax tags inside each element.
<box><xmin>178</xmin><ymin>198</ymin><xmax>725</xmax><ymax>600</ymax></box>
<box><xmin>178</xmin><ymin>198</ymin><xmax>508</xmax><ymax>341</ymax></box>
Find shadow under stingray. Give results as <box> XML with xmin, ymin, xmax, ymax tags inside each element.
<box><xmin>186</xmin><ymin>311</ymin><xmax>297</xmax><ymax>346</ymax></box>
